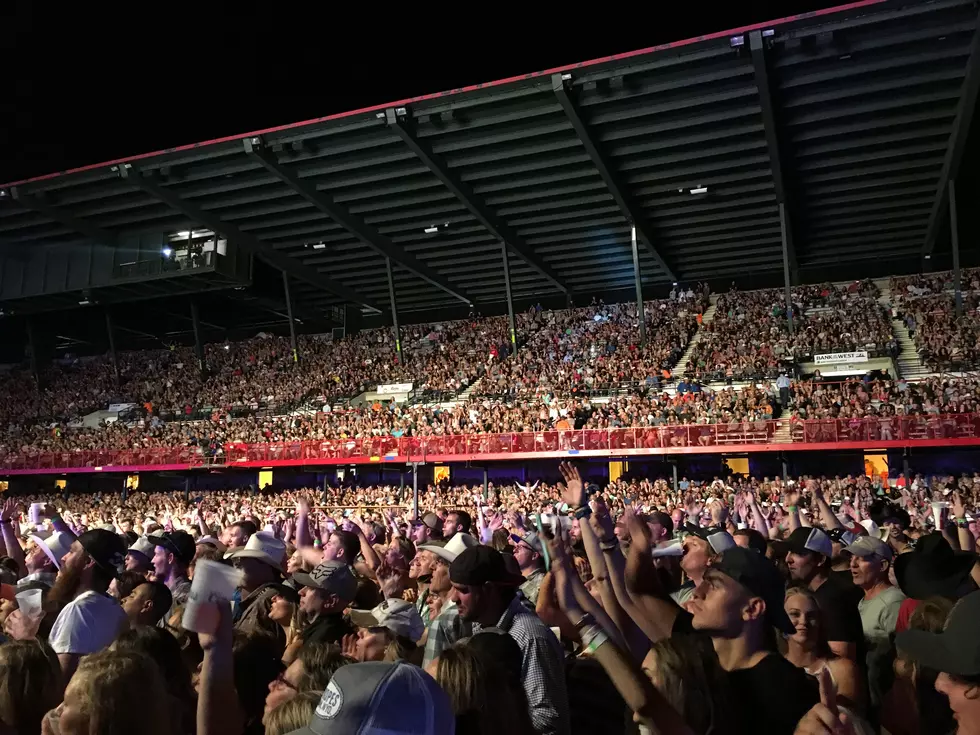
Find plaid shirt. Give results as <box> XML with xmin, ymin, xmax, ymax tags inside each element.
<box><xmin>422</xmin><ymin>600</ymin><xmax>471</xmax><ymax>669</ymax></box>
<box><xmin>476</xmin><ymin>597</ymin><xmax>570</xmax><ymax>735</ymax></box>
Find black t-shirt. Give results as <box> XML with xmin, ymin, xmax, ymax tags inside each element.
<box><xmin>812</xmin><ymin>574</ymin><xmax>864</xmax><ymax>647</ymax></box>
<box><xmin>727</xmin><ymin>654</ymin><xmax>819</xmax><ymax>734</ymax></box>
<box><xmin>671</xmin><ymin>613</ymin><xmax>818</xmax><ymax>734</ymax></box>
<box><xmin>301</xmin><ymin>612</ymin><xmax>354</xmax><ymax>647</ymax></box>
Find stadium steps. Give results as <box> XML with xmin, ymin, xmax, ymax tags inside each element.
<box><xmin>892</xmin><ymin>319</ymin><xmax>932</xmax><ymax>381</ymax></box>
<box><xmin>772</xmin><ymin>419</ymin><xmax>794</xmax><ymax>444</ymax></box>
<box><xmin>672</xmin><ymin>296</ymin><xmax>718</xmax><ymax>377</ymax></box>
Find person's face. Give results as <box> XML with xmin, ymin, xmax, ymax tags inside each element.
<box><xmin>671</xmin><ymin>510</ymin><xmax>685</xmax><ymax>528</ymax></box>
<box><xmin>270</xmin><ymin>594</ymin><xmax>294</xmax><ymax>625</ymax></box>
<box><xmin>355</xmin><ymin>626</ymin><xmax>389</xmax><ymax>662</ymax></box>
<box><xmin>322</xmin><ymin>534</ymin><xmax>344</xmax><ymax>562</ymax></box>
<box><xmin>54</xmin><ymin>676</ymin><xmax>88</xmax><ymax>735</ymax></box>
<box><xmin>443</xmin><ymin>514</ymin><xmax>460</xmax><ymax>538</ymax></box>
<box><xmin>935</xmin><ymin>672</ymin><xmax>980</xmax><ymax>734</ymax></box>
<box><xmin>59</xmin><ymin>541</ymin><xmax>87</xmax><ymax>577</ymax></box>
<box><xmin>25</xmin><ymin>541</ymin><xmax>52</xmax><ymax>574</ymax></box>
<box><xmin>786</xmin><ymin>551</ymin><xmax>821</xmax><ymax>583</ymax></box>
<box><xmin>680</xmin><ymin>536</ymin><xmax>711</xmax><ymax>578</ymax></box>
<box><xmin>409</xmin><ymin>550</ymin><xmax>438</xmax><ymax>580</ymax></box>
<box><xmin>784</xmin><ymin>593</ymin><xmax>820</xmax><ymax>646</ymax></box>
<box><xmin>264</xmin><ymin>659</ymin><xmax>304</xmax><ymax>717</ymax></box>
<box><xmin>430</xmin><ymin>560</ymin><xmax>451</xmax><ymax>595</ymax></box>
<box><xmin>152</xmin><ymin>546</ymin><xmax>172</xmax><ymax>579</ymax></box>
<box><xmin>125</xmin><ymin>551</ymin><xmax>148</xmax><ymax>573</ymax></box>
<box><xmin>849</xmin><ymin>554</ymin><xmax>887</xmax><ymax>588</ymax></box>
<box><xmin>120</xmin><ymin>520</ymin><xmax>133</xmax><ymax>534</ymax></box>
<box><xmin>121</xmin><ymin>584</ymin><xmax>152</xmax><ymax>623</ymax></box>
<box><xmin>689</xmin><ymin>569</ymin><xmax>753</xmax><ymax>636</ymax></box>
<box><xmin>299</xmin><ymin>585</ymin><xmax>329</xmax><ymax>616</ymax></box>
<box><xmin>882</xmin><ymin>519</ymin><xmax>906</xmax><ymax>541</ymax></box>
<box><xmin>221</xmin><ymin>526</ymin><xmax>247</xmax><ymax>549</ymax></box>
<box><xmin>512</xmin><ymin>542</ymin><xmax>537</xmax><ymax>571</ymax></box>
<box><xmin>569</xmin><ymin>518</ymin><xmax>582</xmax><ymax>544</ymax></box>
<box><xmin>411</xmin><ymin>523</ymin><xmax>431</xmax><ymax>544</ymax></box>
<box><xmin>286</xmin><ymin>550</ymin><xmax>304</xmax><ymax>575</ymax></box>
<box><xmin>647</xmin><ymin>519</ymin><xmax>667</xmax><ymax>543</ymax></box>
<box><xmin>450</xmin><ymin>582</ymin><xmax>486</xmax><ymax>622</ymax></box>
<box><xmin>234</xmin><ymin>557</ymin><xmax>268</xmax><ymax>592</ymax></box>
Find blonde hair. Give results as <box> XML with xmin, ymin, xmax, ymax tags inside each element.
<box><xmin>0</xmin><ymin>639</ymin><xmax>63</xmax><ymax>735</ymax></box>
<box><xmin>66</xmin><ymin>649</ymin><xmax>173</xmax><ymax>735</ymax></box>
<box><xmin>265</xmin><ymin>691</ymin><xmax>320</xmax><ymax>735</ymax></box>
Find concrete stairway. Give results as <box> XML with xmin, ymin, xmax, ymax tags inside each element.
<box><xmin>672</xmin><ymin>295</ymin><xmax>718</xmax><ymax>377</ymax></box>
<box><xmin>892</xmin><ymin>318</ymin><xmax>932</xmax><ymax>380</ymax></box>
<box><xmin>772</xmin><ymin>419</ymin><xmax>794</xmax><ymax>444</ymax></box>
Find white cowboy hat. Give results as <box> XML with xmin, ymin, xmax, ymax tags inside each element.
<box><xmin>29</xmin><ymin>531</ymin><xmax>73</xmax><ymax>571</ymax></box>
<box><xmin>418</xmin><ymin>533</ymin><xmax>479</xmax><ymax>563</ymax></box>
<box><xmin>224</xmin><ymin>531</ymin><xmax>286</xmax><ymax>571</ymax></box>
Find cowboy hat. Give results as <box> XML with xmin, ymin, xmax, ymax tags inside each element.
<box><xmin>224</xmin><ymin>531</ymin><xmax>286</xmax><ymax>572</ymax></box>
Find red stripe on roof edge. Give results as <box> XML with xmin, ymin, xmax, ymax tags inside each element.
<box><xmin>0</xmin><ymin>0</ymin><xmax>885</xmax><ymax>190</ymax></box>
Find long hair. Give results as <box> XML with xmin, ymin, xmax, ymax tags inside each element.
<box><xmin>264</xmin><ymin>691</ymin><xmax>320</xmax><ymax>735</ymax></box>
<box><xmin>0</xmin><ymin>639</ymin><xmax>63</xmax><ymax>735</ymax></box>
<box><xmin>783</xmin><ymin>585</ymin><xmax>834</xmax><ymax>660</ymax></box>
<box><xmin>66</xmin><ymin>649</ymin><xmax>173</xmax><ymax>735</ymax></box>
<box><xmin>436</xmin><ymin>644</ymin><xmax>535</xmax><ymax>735</ymax></box>
<box><xmin>643</xmin><ymin>635</ymin><xmax>735</xmax><ymax>735</ymax></box>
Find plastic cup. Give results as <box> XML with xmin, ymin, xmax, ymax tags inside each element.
<box><xmin>932</xmin><ymin>501</ymin><xmax>950</xmax><ymax>529</ymax></box>
<box><xmin>15</xmin><ymin>588</ymin><xmax>43</xmax><ymax>621</ymax></box>
<box><xmin>28</xmin><ymin>503</ymin><xmax>43</xmax><ymax>525</ymax></box>
<box><xmin>181</xmin><ymin>560</ymin><xmax>244</xmax><ymax>635</ymax></box>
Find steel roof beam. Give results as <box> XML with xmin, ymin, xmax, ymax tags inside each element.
<box><xmin>750</xmin><ymin>30</ymin><xmax>798</xmax><ymax>282</ymax></box>
<box><xmin>9</xmin><ymin>187</ymin><xmax>116</xmax><ymax>244</ymax></box>
<box><xmin>922</xmin><ymin>10</ymin><xmax>980</xmax><ymax>257</ymax></box>
<box><xmin>551</xmin><ymin>74</ymin><xmax>678</xmax><ymax>282</ymax></box>
<box><xmin>243</xmin><ymin>137</ymin><xmax>476</xmax><ymax>308</ymax></box>
<box><xmin>384</xmin><ymin>108</ymin><xmax>571</xmax><ymax>296</ymax></box>
<box><xmin>117</xmin><ymin>165</ymin><xmax>383</xmax><ymax>314</ymax></box>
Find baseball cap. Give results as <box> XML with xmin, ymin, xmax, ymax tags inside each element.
<box><xmin>150</xmin><ymin>530</ymin><xmax>196</xmax><ymax>566</ymax></box>
<box><xmin>509</xmin><ymin>531</ymin><xmax>543</xmax><ymax>555</ymax></box>
<box><xmin>896</xmin><ymin>590</ymin><xmax>980</xmax><ymax>677</ymax></box>
<box><xmin>287</xmin><ymin>661</ymin><xmax>454</xmax><ymax>735</ymax></box>
<box><xmin>826</xmin><ymin>528</ymin><xmax>858</xmax><ymax>546</ymax></box>
<box><xmin>293</xmin><ymin>561</ymin><xmax>358</xmax><ymax>603</ymax></box>
<box><xmin>785</xmin><ymin>527</ymin><xmax>833</xmax><ymax>558</ymax></box>
<box><xmin>683</xmin><ymin>524</ymin><xmax>736</xmax><ymax>554</ymax></box>
<box><xmin>711</xmin><ymin>545</ymin><xmax>794</xmax><ymax>635</ymax></box>
<box><xmin>449</xmin><ymin>545</ymin><xmax>525</xmax><ymax>587</ymax></box>
<box><xmin>76</xmin><ymin>529</ymin><xmax>126</xmax><ymax>578</ymax></box>
<box><xmin>350</xmin><ymin>599</ymin><xmax>425</xmax><ymax>641</ymax></box>
<box><xmin>267</xmin><ymin>582</ymin><xmax>301</xmax><ymax>606</ymax></box>
<box><xmin>413</xmin><ymin>513</ymin><xmax>441</xmax><ymax>532</ymax></box>
<box><xmin>845</xmin><ymin>536</ymin><xmax>893</xmax><ymax>561</ymax></box>
<box><xmin>127</xmin><ymin>535</ymin><xmax>156</xmax><ymax>562</ymax></box>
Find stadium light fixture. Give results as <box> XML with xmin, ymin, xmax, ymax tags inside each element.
<box><xmin>690</xmin><ymin>186</ymin><xmax>709</xmax><ymax>195</ymax></box>
<box><xmin>162</xmin><ymin>247</ymin><xmax>173</xmax><ymax>257</ymax></box>
<box><xmin>177</xmin><ymin>230</ymin><xmax>191</xmax><ymax>238</ymax></box>
<box><xmin>312</xmin><ymin>242</ymin><xmax>327</xmax><ymax>250</ymax></box>
<box><xmin>424</xmin><ymin>225</ymin><xmax>439</xmax><ymax>234</ymax></box>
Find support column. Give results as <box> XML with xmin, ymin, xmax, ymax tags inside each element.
<box><xmin>631</xmin><ymin>224</ymin><xmax>646</xmax><ymax>346</ymax></box>
<box><xmin>483</xmin><ymin>467</ymin><xmax>489</xmax><ymax>502</ymax></box>
<box><xmin>671</xmin><ymin>460</ymin><xmax>678</xmax><ymax>494</ymax></box>
<box><xmin>411</xmin><ymin>463</ymin><xmax>420</xmax><ymax>521</ymax></box>
<box><xmin>386</xmin><ymin>257</ymin><xmax>403</xmax><ymax>366</ymax></box>
<box><xmin>282</xmin><ymin>271</ymin><xmax>299</xmax><ymax>363</ymax></box>
<box><xmin>190</xmin><ymin>299</ymin><xmax>205</xmax><ymax>375</ymax></box>
<box><xmin>105</xmin><ymin>309</ymin><xmax>119</xmax><ymax>386</ymax></box>
<box><xmin>25</xmin><ymin>318</ymin><xmax>40</xmax><ymax>389</ymax></box>
<box><xmin>903</xmin><ymin>451</ymin><xmax>911</xmax><ymax>492</ymax></box>
<box><xmin>779</xmin><ymin>203</ymin><xmax>794</xmax><ymax>336</ymax></box>
<box><xmin>322</xmin><ymin>476</ymin><xmax>329</xmax><ymax>505</ymax></box>
<box><xmin>184</xmin><ymin>476</ymin><xmax>191</xmax><ymax>503</ymax></box>
<box><xmin>781</xmin><ymin>455</ymin><xmax>789</xmax><ymax>482</ymax></box>
<box><xmin>950</xmin><ymin>179</ymin><xmax>963</xmax><ymax>318</ymax></box>
<box><xmin>501</xmin><ymin>241</ymin><xmax>517</xmax><ymax>354</ymax></box>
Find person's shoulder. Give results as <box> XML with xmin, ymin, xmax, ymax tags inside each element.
<box><xmin>880</xmin><ymin>585</ymin><xmax>907</xmax><ymax>603</ymax></box>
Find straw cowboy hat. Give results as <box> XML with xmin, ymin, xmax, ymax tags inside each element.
<box><xmin>224</xmin><ymin>531</ymin><xmax>286</xmax><ymax>572</ymax></box>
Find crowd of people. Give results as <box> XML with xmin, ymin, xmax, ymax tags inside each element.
<box><xmin>684</xmin><ymin>281</ymin><xmax>895</xmax><ymax>383</ymax></box>
<box><xmin>0</xmin><ymin>465</ymin><xmax>977</xmax><ymax>734</ymax></box>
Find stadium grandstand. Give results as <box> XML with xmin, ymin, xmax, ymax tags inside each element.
<box><xmin>2</xmin><ymin>3</ymin><xmax>980</xmax><ymax>733</ymax></box>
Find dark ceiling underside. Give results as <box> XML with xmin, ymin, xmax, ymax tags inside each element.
<box><xmin>1</xmin><ymin>0</ymin><xmax>978</xmax><ymax>332</ymax></box>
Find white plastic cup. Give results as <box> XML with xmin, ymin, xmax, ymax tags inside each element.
<box><xmin>181</xmin><ymin>560</ymin><xmax>244</xmax><ymax>635</ymax></box>
<box><xmin>932</xmin><ymin>501</ymin><xmax>950</xmax><ymax>529</ymax></box>
<box><xmin>15</xmin><ymin>588</ymin><xmax>43</xmax><ymax>621</ymax></box>
<box><xmin>28</xmin><ymin>503</ymin><xmax>43</xmax><ymax>525</ymax></box>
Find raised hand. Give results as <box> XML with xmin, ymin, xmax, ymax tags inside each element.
<box><xmin>0</xmin><ymin>499</ymin><xmax>19</xmax><ymax>523</ymax></box>
<box><xmin>558</xmin><ymin>461</ymin><xmax>586</xmax><ymax>508</ymax></box>
<box><xmin>952</xmin><ymin>490</ymin><xmax>967</xmax><ymax>520</ymax></box>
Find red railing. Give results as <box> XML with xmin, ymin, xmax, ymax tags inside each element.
<box><xmin>3</xmin><ymin>414</ymin><xmax>980</xmax><ymax>472</ymax></box>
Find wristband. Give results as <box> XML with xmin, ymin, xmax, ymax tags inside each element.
<box><xmin>573</xmin><ymin>505</ymin><xmax>592</xmax><ymax>520</ymax></box>
<box><xmin>956</xmin><ymin>519</ymin><xmax>969</xmax><ymax>528</ymax></box>
<box><xmin>584</xmin><ymin>629</ymin><xmax>610</xmax><ymax>655</ymax></box>
<box><xmin>571</xmin><ymin>612</ymin><xmax>596</xmax><ymax>631</ymax></box>
<box><xmin>599</xmin><ymin>539</ymin><xmax>619</xmax><ymax>552</ymax></box>
<box><xmin>788</xmin><ymin>506</ymin><xmax>798</xmax><ymax>514</ymax></box>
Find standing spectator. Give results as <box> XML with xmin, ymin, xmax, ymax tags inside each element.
<box><xmin>450</xmin><ymin>545</ymin><xmax>570</xmax><ymax>735</ymax></box>
<box><xmin>0</xmin><ymin>639</ymin><xmax>63</xmax><ymax>735</ymax></box>
<box><xmin>120</xmin><ymin>581</ymin><xmax>173</xmax><ymax>627</ymax></box>
<box><xmin>227</xmin><ymin>532</ymin><xmax>288</xmax><ymax>646</ymax></box>
<box><xmin>150</xmin><ymin>530</ymin><xmax>194</xmax><ymax>624</ymax></box>
<box><xmin>443</xmin><ymin>510</ymin><xmax>472</xmax><ymax>540</ymax></box>
<box><xmin>292</xmin><ymin>561</ymin><xmax>358</xmax><ymax>651</ymax></box>
<box><xmin>510</xmin><ymin>531</ymin><xmax>546</xmax><ymax>606</ymax></box>
<box><xmin>419</xmin><ymin>535</ymin><xmax>477</xmax><ymax>668</ymax></box>
<box><xmin>47</xmin><ymin>529</ymin><xmax>128</xmax><ymax>679</ymax></box>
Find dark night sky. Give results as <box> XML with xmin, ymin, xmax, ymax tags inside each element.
<box><xmin>0</xmin><ymin>1</ymin><xmax>844</xmax><ymax>185</ymax></box>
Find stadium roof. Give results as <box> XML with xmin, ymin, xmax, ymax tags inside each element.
<box><xmin>2</xmin><ymin>0</ymin><xmax>979</xmax><ymax>329</ymax></box>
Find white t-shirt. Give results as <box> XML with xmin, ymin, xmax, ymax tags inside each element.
<box><xmin>49</xmin><ymin>591</ymin><xmax>127</xmax><ymax>655</ymax></box>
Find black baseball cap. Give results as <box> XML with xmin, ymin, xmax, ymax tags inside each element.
<box><xmin>449</xmin><ymin>545</ymin><xmax>525</xmax><ymax>587</ymax></box>
<box><xmin>896</xmin><ymin>590</ymin><xmax>980</xmax><ymax>676</ymax></box>
<box><xmin>712</xmin><ymin>545</ymin><xmax>794</xmax><ymax>635</ymax></box>
<box><xmin>785</xmin><ymin>527</ymin><xmax>833</xmax><ymax>558</ymax></box>
<box><xmin>77</xmin><ymin>529</ymin><xmax>126</xmax><ymax>578</ymax></box>
<box><xmin>151</xmin><ymin>531</ymin><xmax>196</xmax><ymax>566</ymax></box>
